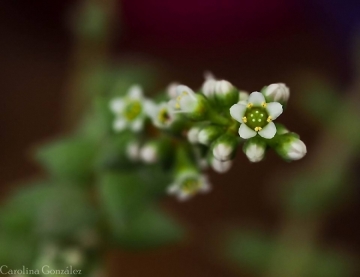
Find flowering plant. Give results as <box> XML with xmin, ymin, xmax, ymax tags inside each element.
<box><xmin>109</xmin><ymin>76</ymin><xmax>307</xmax><ymax>201</ymax></box>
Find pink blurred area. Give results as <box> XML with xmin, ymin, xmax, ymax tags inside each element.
<box><xmin>122</xmin><ymin>0</ymin><xmax>301</xmax><ymax>46</ymax></box>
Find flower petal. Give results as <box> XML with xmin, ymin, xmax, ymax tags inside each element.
<box><xmin>248</xmin><ymin>91</ymin><xmax>265</xmax><ymax>106</ymax></box>
<box><xmin>109</xmin><ymin>98</ymin><xmax>124</xmax><ymax>113</ymax></box>
<box><xmin>131</xmin><ymin>118</ymin><xmax>144</xmax><ymax>132</ymax></box>
<box><xmin>143</xmin><ymin>100</ymin><xmax>157</xmax><ymax>117</ymax></box>
<box><xmin>176</xmin><ymin>85</ymin><xmax>195</xmax><ymax>99</ymax></box>
<box><xmin>230</xmin><ymin>104</ymin><xmax>246</xmax><ymax>123</ymax></box>
<box><xmin>113</xmin><ymin>118</ymin><xmax>127</xmax><ymax>132</ymax></box>
<box><xmin>128</xmin><ymin>85</ymin><xmax>143</xmax><ymax>99</ymax></box>
<box><xmin>258</xmin><ymin>122</ymin><xmax>276</xmax><ymax>139</ymax></box>
<box><xmin>266</xmin><ymin>102</ymin><xmax>283</xmax><ymax>120</ymax></box>
<box><xmin>238</xmin><ymin>123</ymin><xmax>257</xmax><ymax>139</ymax></box>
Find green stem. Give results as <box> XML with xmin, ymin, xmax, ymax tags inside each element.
<box><xmin>207</xmin><ymin>109</ymin><xmax>232</xmax><ymax>126</ymax></box>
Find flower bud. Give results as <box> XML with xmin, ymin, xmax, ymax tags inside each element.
<box><xmin>238</xmin><ymin>90</ymin><xmax>249</xmax><ymax>104</ymax></box>
<box><xmin>126</xmin><ymin>141</ymin><xmax>140</xmax><ymax>161</ymax></box>
<box><xmin>214</xmin><ymin>80</ymin><xmax>239</xmax><ymax>106</ymax></box>
<box><xmin>187</xmin><ymin>126</ymin><xmax>201</xmax><ymax>144</ymax></box>
<box><xmin>275</xmin><ymin>123</ymin><xmax>289</xmax><ymax>135</ymax></box>
<box><xmin>198</xmin><ymin>125</ymin><xmax>223</xmax><ymax>146</ymax></box>
<box><xmin>275</xmin><ymin>133</ymin><xmax>307</xmax><ymax>161</ymax></box>
<box><xmin>140</xmin><ymin>143</ymin><xmax>159</xmax><ymax>163</ymax></box>
<box><xmin>212</xmin><ymin>134</ymin><xmax>239</xmax><ymax>161</ymax></box>
<box><xmin>211</xmin><ymin>158</ymin><xmax>232</xmax><ymax>173</ymax></box>
<box><xmin>202</xmin><ymin>78</ymin><xmax>217</xmax><ymax>99</ymax></box>
<box><xmin>243</xmin><ymin>137</ymin><xmax>267</xmax><ymax>162</ymax></box>
<box><xmin>263</xmin><ymin>83</ymin><xmax>289</xmax><ymax>105</ymax></box>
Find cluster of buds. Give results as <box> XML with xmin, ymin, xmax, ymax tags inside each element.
<box><xmin>109</xmin><ymin>75</ymin><xmax>307</xmax><ymax>201</ymax></box>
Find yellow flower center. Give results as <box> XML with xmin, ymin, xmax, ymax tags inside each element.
<box><xmin>124</xmin><ymin>100</ymin><xmax>142</xmax><ymax>121</ymax></box>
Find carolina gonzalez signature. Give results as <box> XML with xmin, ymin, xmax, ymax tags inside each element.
<box><xmin>0</xmin><ymin>265</ymin><xmax>82</xmax><ymax>275</ymax></box>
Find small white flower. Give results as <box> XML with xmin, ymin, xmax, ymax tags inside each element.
<box><xmin>167</xmin><ymin>171</ymin><xmax>211</xmax><ymax>201</ymax></box>
<box><xmin>168</xmin><ymin>85</ymin><xmax>208</xmax><ymax>119</ymax></box>
<box><xmin>126</xmin><ymin>141</ymin><xmax>141</xmax><ymax>161</ymax></box>
<box><xmin>263</xmin><ymin>83</ymin><xmax>289</xmax><ymax>104</ymax></box>
<box><xmin>211</xmin><ymin>158</ymin><xmax>232</xmax><ymax>173</ymax></box>
<box><xmin>230</xmin><ymin>91</ymin><xmax>283</xmax><ymax>139</ymax></box>
<box><xmin>148</xmin><ymin>102</ymin><xmax>175</xmax><ymax>129</ymax></box>
<box><xmin>109</xmin><ymin>85</ymin><xmax>150</xmax><ymax>133</ymax></box>
<box><xmin>140</xmin><ymin>143</ymin><xmax>158</xmax><ymax>163</ymax></box>
<box><xmin>187</xmin><ymin>126</ymin><xmax>201</xmax><ymax>144</ymax></box>
<box><xmin>168</xmin><ymin>85</ymin><xmax>198</xmax><ymax>112</ymax></box>
<box><xmin>244</xmin><ymin>141</ymin><xmax>266</xmax><ymax>162</ymax></box>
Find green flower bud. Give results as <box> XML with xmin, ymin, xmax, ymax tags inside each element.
<box><xmin>243</xmin><ymin>137</ymin><xmax>267</xmax><ymax>162</ymax></box>
<box><xmin>275</xmin><ymin>133</ymin><xmax>307</xmax><ymax>161</ymax></box>
<box><xmin>212</xmin><ymin>133</ymin><xmax>239</xmax><ymax>161</ymax></box>
<box><xmin>262</xmin><ymin>83</ymin><xmax>290</xmax><ymax>105</ymax></box>
<box><xmin>198</xmin><ymin>125</ymin><xmax>224</xmax><ymax>146</ymax></box>
<box><xmin>214</xmin><ymin>80</ymin><xmax>239</xmax><ymax>106</ymax></box>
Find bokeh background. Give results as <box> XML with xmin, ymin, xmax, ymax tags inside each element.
<box><xmin>1</xmin><ymin>0</ymin><xmax>360</xmax><ymax>276</ymax></box>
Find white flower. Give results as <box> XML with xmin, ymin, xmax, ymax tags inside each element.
<box><xmin>263</xmin><ymin>83</ymin><xmax>289</xmax><ymax>104</ymax></box>
<box><xmin>167</xmin><ymin>171</ymin><xmax>211</xmax><ymax>201</ymax></box>
<box><xmin>126</xmin><ymin>141</ymin><xmax>141</xmax><ymax>161</ymax></box>
<box><xmin>230</xmin><ymin>91</ymin><xmax>283</xmax><ymax>139</ymax></box>
<box><xmin>211</xmin><ymin>158</ymin><xmax>232</xmax><ymax>173</ymax></box>
<box><xmin>148</xmin><ymin>102</ymin><xmax>175</xmax><ymax>129</ymax></box>
<box><xmin>168</xmin><ymin>85</ymin><xmax>207</xmax><ymax>119</ymax></box>
<box><xmin>109</xmin><ymin>85</ymin><xmax>150</xmax><ymax>133</ymax></box>
<box><xmin>140</xmin><ymin>143</ymin><xmax>158</xmax><ymax>163</ymax></box>
<box><xmin>244</xmin><ymin>140</ymin><xmax>266</xmax><ymax>162</ymax></box>
<box><xmin>187</xmin><ymin>126</ymin><xmax>201</xmax><ymax>144</ymax></box>
<box><xmin>286</xmin><ymin>139</ymin><xmax>306</xmax><ymax>160</ymax></box>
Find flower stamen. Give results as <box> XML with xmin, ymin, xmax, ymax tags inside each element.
<box><xmin>242</xmin><ymin>116</ymin><xmax>247</xmax><ymax>123</ymax></box>
<box><xmin>247</xmin><ymin>103</ymin><xmax>253</xmax><ymax>108</ymax></box>
<box><xmin>254</xmin><ymin>126</ymin><xmax>262</xmax><ymax>132</ymax></box>
<box><xmin>267</xmin><ymin>116</ymin><xmax>272</xmax><ymax>122</ymax></box>
<box><xmin>261</xmin><ymin>102</ymin><xmax>267</xmax><ymax>108</ymax></box>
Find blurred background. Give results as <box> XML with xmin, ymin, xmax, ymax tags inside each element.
<box><xmin>1</xmin><ymin>0</ymin><xmax>360</xmax><ymax>276</ymax></box>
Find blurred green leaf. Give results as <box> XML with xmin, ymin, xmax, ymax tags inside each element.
<box><xmin>225</xmin><ymin>229</ymin><xmax>274</xmax><ymax>274</ymax></box>
<box><xmin>284</xmin><ymin>166</ymin><xmax>349</xmax><ymax>217</ymax></box>
<box><xmin>36</xmin><ymin>136</ymin><xmax>98</xmax><ymax>185</ymax></box>
<box><xmin>114</xmin><ymin>206</ymin><xmax>184</xmax><ymax>249</ymax></box>
<box><xmin>299</xmin><ymin>77</ymin><xmax>339</xmax><ymax>123</ymax></box>
<box><xmin>35</xmin><ymin>186</ymin><xmax>97</xmax><ymax>239</ymax></box>
<box><xmin>0</xmin><ymin>231</ymin><xmax>36</xmax><ymax>268</ymax></box>
<box><xmin>308</xmin><ymin>250</ymin><xmax>354</xmax><ymax>277</ymax></box>
<box><xmin>99</xmin><ymin>172</ymin><xmax>151</xmax><ymax>231</ymax></box>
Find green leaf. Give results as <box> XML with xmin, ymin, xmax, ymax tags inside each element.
<box><xmin>224</xmin><ymin>229</ymin><xmax>274</xmax><ymax>274</ymax></box>
<box><xmin>99</xmin><ymin>172</ymin><xmax>151</xmax><ymax>232</ymax></box>
<box><xmin>114</xmin><ymin>206</ymin><xmax>184</xmax><ymax>249</ymax></box>
<box><xmin>34</xmin><ymin>186</ymin><xmax>97</xmax><ymax>239</ymax></box>
<box><xmin>36</xmin><ymin>137</ymin><xmax>98</xmax><ymax>185</ymax></box>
